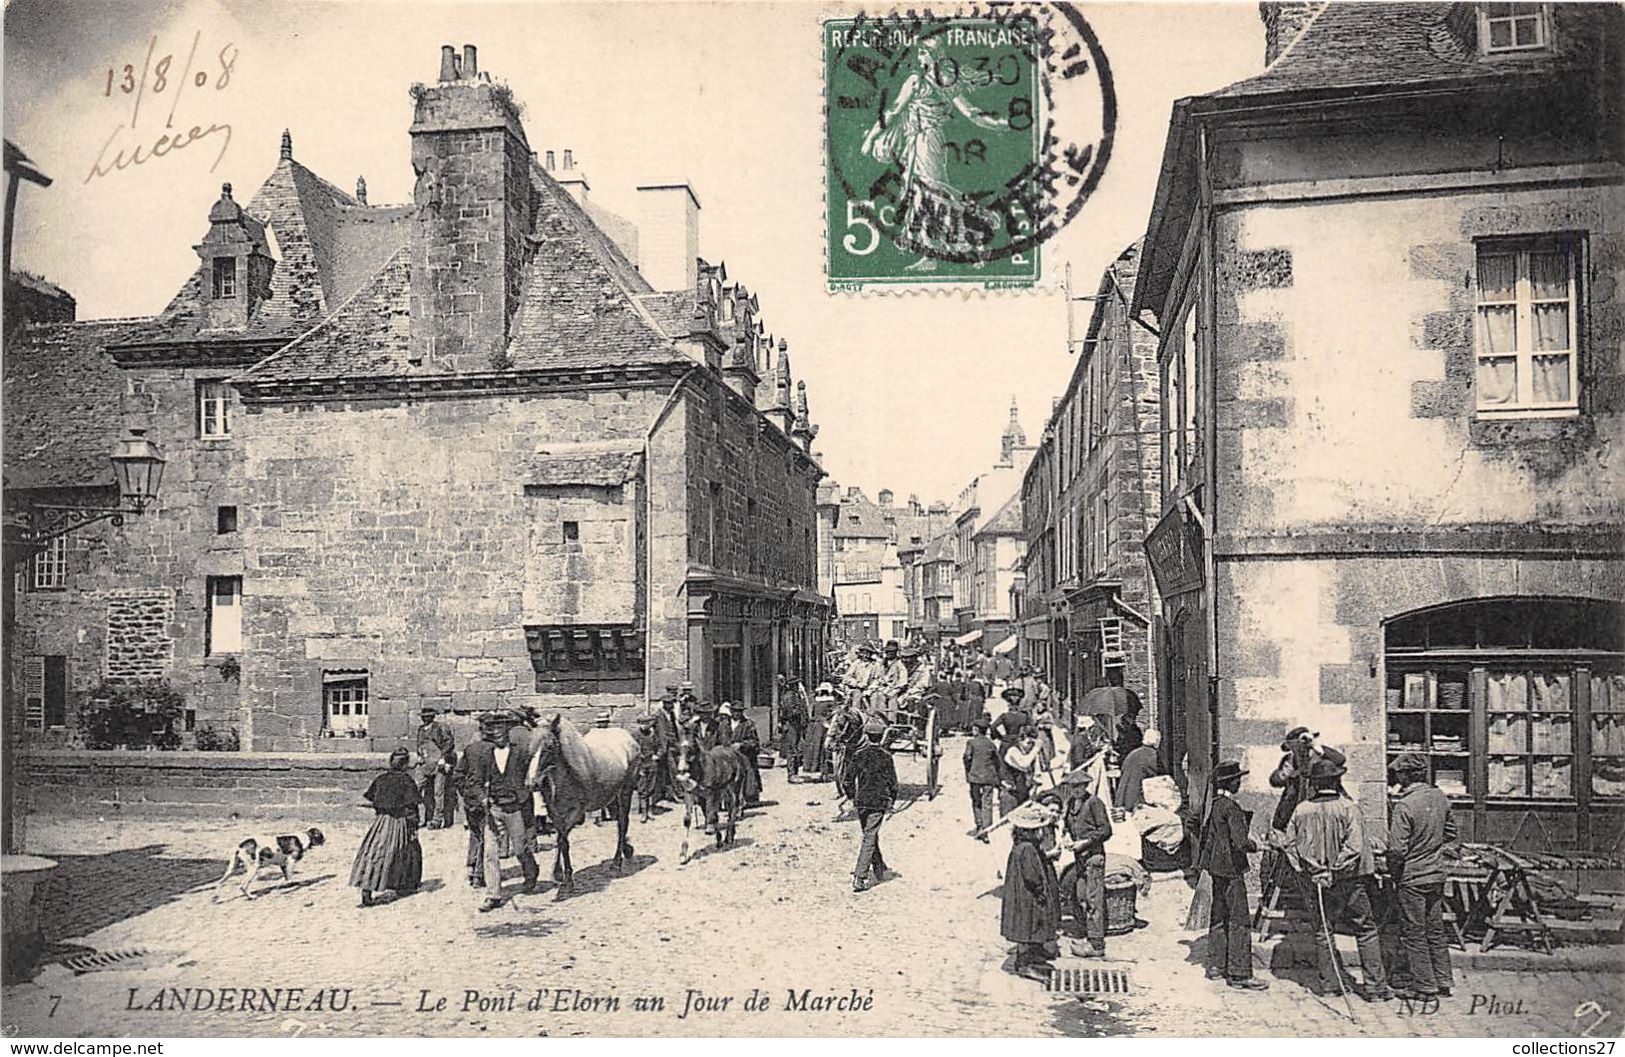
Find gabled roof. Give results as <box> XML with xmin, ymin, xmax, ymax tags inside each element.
<box><xmin>1133</xmin><ymin>2</ymin><xmax>1622</xmax><ymax>317</ymax></box>
<box><xmin>3</xmin><ymin>319</ymin><xmax>147</xmax><ymax>489</ymax></box>
<box><xmin>1213</xmin><ymin>2</ymin><xmax>1610</xmax><ymax>100</ymax></box>
<box><xmin>235</xmin><ymin>247</ymin><xmax>411</xmax><ymax>382</ymax></box>
<box><xmin>834</xmin><ymin>493</ymin><xmax>892</xmax><ymax>540</ymax></box>
<box><xmin>130</xmin><ymin>158</ymin><xmax>409</xmax><ymax>347</ymax></box>
<box><xmin>977</xmin><ymin>493</ymin><xmax>1024</xmax><ymax>538</ymax></box>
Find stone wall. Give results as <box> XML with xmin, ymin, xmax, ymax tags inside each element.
<box><xmin>237</xmin><ymin>384</ymin><xmax>680</xmax><ymax>751</ymax></box>
<box><xmin>10</xmin><ymin>362</ymin><xmax>250</xmax><ymax>743</ymax></box>
<box><xmin>19</xmin><ymin>748</ymin><xmax>387</xmax><ymax>819</ymax></box>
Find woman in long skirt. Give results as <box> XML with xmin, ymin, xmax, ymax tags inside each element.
<box><xmin>350</xmin><ymin>748</ymin><xmax>423</xmax><ymax>907</ymax></box>
<box><xmin>803</xmin><ymin>684</ymin><xmax>835</xmax><ymax>779</ymax></box>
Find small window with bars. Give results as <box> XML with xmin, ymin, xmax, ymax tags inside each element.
<box><xmin>323</xmin><ymin>673</ymin><xmax>369</xmax><ymax>736</ymax></box>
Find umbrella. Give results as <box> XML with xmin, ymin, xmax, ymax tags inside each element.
<box><xmin>1078</xmin><ymin>685</ymin><xmax>1141</xmax><ymax>718</ymax></box>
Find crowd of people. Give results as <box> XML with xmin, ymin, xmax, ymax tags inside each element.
<box><xmin>342</xmin><ymin>635</ymin><xmax>1459</xmax><ymax>1007</ymax></box>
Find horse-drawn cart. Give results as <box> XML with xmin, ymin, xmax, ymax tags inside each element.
<box><xmin>875</xmin><ymin>691</ymin><xmax>943</xmax><ymax>800</ymax></box>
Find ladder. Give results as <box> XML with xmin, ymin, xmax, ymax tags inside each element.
<box><xmin>1098</xmin><ymin>617</ymin><xmax>1126</xmax><ymax>669</ymax></box>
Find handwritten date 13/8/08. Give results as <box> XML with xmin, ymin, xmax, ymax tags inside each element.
<box><xmin>106</xmin><ymin>40</ymin><xmax>237</xmax><ymax>98</ymax></box>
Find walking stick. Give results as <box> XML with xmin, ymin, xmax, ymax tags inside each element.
<box><xmin>1314</xmin><ymin>881</ymin><xmax>1358</xmax><ymax>1023</ymax></box>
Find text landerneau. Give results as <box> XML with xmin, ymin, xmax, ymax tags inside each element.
<box><xmin>418</xmin><ymin>986</ymin><xmax>875</xmax><ymax>1019</ymax></box>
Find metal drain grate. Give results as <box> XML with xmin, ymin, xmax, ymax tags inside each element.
<box><xmin>59</xmin><ymin>948</ymin><xmax>169</xmax><ymax>975</ymax></box>
<box><xmin>1048</xmin><ymin>965</ymin><xmax>1132</xmax><ymax>995</ymax></box>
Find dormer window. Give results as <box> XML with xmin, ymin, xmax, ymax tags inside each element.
<box><xmin>212</xmin><ymin>257</ymin><xmax>237</xmax><ymax>299</ymax></box>
<box><xmin>1480</xmin><ymin>3</ymin><xmax>1548</xmax><ymax>53</ymax></box>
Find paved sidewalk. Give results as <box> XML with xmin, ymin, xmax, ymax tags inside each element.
<box><xmin>3</xmin><ymin>744</ymin><xmax>1619</xmax><ymax>1037</ymax></box>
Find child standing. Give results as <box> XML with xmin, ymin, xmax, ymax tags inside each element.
<box><xmin>1001</xmin><ymin>800</ymin><xmax>1061</xmax><ymax>978</ymax></box>
<box><xmin>350</xmin><ymin>748</ymin><xmax>424</xmax><ymax>907</ymax></box>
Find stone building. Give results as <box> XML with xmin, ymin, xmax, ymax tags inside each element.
<box><xmin>1133</xmin><ymin>3</ymin><xmax>1624</xmax><ymax>846</ymax></box>
<box><xmin>827</xmin><ymin>487</ymin><xmax>941</xmax><ymax>646</ymax></box>
<box><xmin>1020</xmin><ymin>243</ymin><xmax>1163</xmax><ymax>718</ymax></box>
<box><xmin>948</xmin><ymin>400</ymin><xmax>1034</xmax><ymax>651</ymax></box>
<box><xmin>5</xmin><ymin>45</ymin><xmax>829</xmax><ymax>752</ymax></box>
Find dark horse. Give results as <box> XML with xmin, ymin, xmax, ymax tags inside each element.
<box><xmin>676</xmin><ymin>725</ymin><xmax>746</xmax><ymax>865</ymax></box>
<box><xmin>525</xmin><ymin>714</ymin><xmax>640</xmax><ymax>893</ymax></box>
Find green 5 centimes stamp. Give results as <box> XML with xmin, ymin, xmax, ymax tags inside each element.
<box><xmin>825</xmin><ymin>6</ymin><xmax>1115</xmax><ymax>291</ymax></box>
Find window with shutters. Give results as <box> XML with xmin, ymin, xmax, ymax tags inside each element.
<box><xmin>1474</xmin><ymin>237</ymin><xmax>1581</xmax><ymax>417</ymax></box>
<box><xmin>22</xmin><ymin>656</ymin><xmax>67</xmax><ymax>731</ymax></box>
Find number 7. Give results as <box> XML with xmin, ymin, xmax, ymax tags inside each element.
<box><xmin>48</xmin><ymin>995</ymin><xmax>61</xmax><ymax>1017</ymax></box>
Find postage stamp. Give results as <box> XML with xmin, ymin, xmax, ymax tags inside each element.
<box><xmin>825</xmin><ymin>4</ymin><xmax>1115</xmax><ymax>292</ymax></box>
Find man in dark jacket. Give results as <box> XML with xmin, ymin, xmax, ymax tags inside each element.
<box><xmin>1198</xmin><ymin>761</ymin><xmax>1267</xmax><ymax>991</ymax></box>
<box><xmin>844</xmin><ymin>715</ymin><xmax>898</xmax><ymax>892</ymax></box>
<box><xmin>963</xmin><ymin>716</ymin><xmax>1001</xmax><ymax>839</ymax></box>
<box><xmin>1060</xmin><ymin>770</ymin><xmax>1113</xmax><ymax>957</ymax></box>
<box><xmin>729</xmin><ymin>704</ymin><xmax>763</xmax><ymax>806</ymax></box>
<box><xmin>454</xmin><ymin>711</ymin><xmax>539</xmax><ymax>911</ymax></box>
<box><xmin>1269</xmin><ymin>725</ymin><xmax>1348</xmax><ymax>832</ymax></box>
<box><xmin>1388</xmin><ymin>752</ymin><xmax>1457</xmax><ymax>998</ymax></box>
<box><xmin>779</xmin><ymin>678</ymin><xmax>809</xmax><ymax>782</ymax></box>
<box><xmin>415</xmin><ymin>707</ymin><xmax>457</xmax><ymax>828</ymax></box>
<box><xmin>653</xmin><ymin>687</ymin><xmax>682</xmax><ymax>803</ymax></box>
<box><xmin>1115</xmin><ymin>729</ymin><xmax>1162</xmax><ymax>812</ymax></box>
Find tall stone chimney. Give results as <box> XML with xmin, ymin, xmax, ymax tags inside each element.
<box><xmin>1260</xmin><ymin>2</ymin><xmax>1321</xmax><ymax>65</ymax></box>
<box><xmin>878</xmin><ymin>489</ymin><xmax>894</xmax><ymax>507</ymax></box>
<box><xmin>409</xmin><ymin>43</ymin><xmax>532</xmax><ymax>370</ymax></box>
<box><xmin>555</xmin><ymin>149</ymin><xmax>590</xmax><ymax>205</ymax></box>
<box><xmin>636</xmin><ymin>183</ymin><xmax>700</xmax><ymax>292</ymax></box>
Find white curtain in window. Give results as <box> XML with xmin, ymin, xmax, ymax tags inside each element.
<box><xmin>1477</xmin><ymin>254</ymin><xmax>1517</xmax><ymax>301</ymax></box>
<box><xmin>1529</xmin><ymin>251</ymin><xmax>1568</xmax><ymax>299</ymax></box>
<box><xmin>1532</xmin><ymin>355</ymin><xmax>1571</xmax><ymax>403</ymax></box>
<box><xmin>1477</xmin><ymin>306</ymin><xmax>1517</xmax><ymax>354</ymax></box>
<box><xmin>1532</xmin><ymin>303</ymin><xmax>1569</xmax><ymax>351</ymax></box>
<box><xmin>1476</xmin><ymin>357</ymin><xmax>1517</xmax><ymax>406</ymax></box>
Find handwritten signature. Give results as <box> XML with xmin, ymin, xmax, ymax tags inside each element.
<box><xmin>85</xmin><ymin>32</ymin><xmax>237</xmax><ymax>183</ymax></box>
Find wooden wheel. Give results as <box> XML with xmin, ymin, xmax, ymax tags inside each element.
<box><xmin>924</xmin><ymin>706</ymin><xmax>940</xmax><ymax>800</ymax></box>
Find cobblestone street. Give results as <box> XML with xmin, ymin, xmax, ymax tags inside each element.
<box><xmin>5</xmin><ymin>744</ymin><xmax>1618</xmax><ymax>1038</ymax></box>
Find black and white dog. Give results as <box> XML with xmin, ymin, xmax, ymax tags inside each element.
<box><xmin>211</xmin><ymin>829</ymin><xmax>325</xmax><ymax>901</ymax></box>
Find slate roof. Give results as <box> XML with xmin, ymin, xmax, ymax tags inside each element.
<box><xmin>3</xmin><ymin>319</ymin><xmax>148</xmax><ymax>489</ymax></box>
<box><xmin>977</xmin><ymin>494</ymin><xmax>1024</xmax><ymax>538</ymax></box>
<box><xmin>236</xmin><ymin>248</ymin><xmax>412</xmax><ymax>382</ymax></box>
<box><xmin>128</xmin><ymin>159</ymin><xmax>405</xmax><ymax>347</ymax></box>
<box><xmin>834</xmin><ymin>493</ymin><xmax>892</xmax><ymax>539</ymax></box>
<box><xmin>527</xmin><ymin>441</ymin><xmax>644</xmax><ymax>486</ymax></box>
<box><xmin>1213</xmin><ymin>3</ymin><xmax>1611</xmax><ymax>100</ymax></box>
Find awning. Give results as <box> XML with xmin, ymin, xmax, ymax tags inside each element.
<box><xmin>992</xmin><ymin>635</ymin><xmax>1019</xmax><ymax>655</ymax></box>
<box><xmin>954</xmin><ymin>629</ymin><xmax>983</xmax><ymax>646</ymax></box>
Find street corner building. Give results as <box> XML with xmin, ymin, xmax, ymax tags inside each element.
<box><xmin>3</xmin><ymin>44</ymin><xmax>830</xmax><ymax>815</ymax></box>
<box><xmin>1130</xmin><ymin>3</ymin><xmax>1625</xmax><ymax>846</ymax></box>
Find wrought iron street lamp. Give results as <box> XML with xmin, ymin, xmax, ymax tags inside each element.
<box><xmin>10</xmin><ymin>429</ymin><xmax>166</xmax><ymax>547</ymax></box>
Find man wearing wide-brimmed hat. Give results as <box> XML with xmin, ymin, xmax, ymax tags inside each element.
<box><xmin>1284</xmin><ymin>755</ymin><xmax>1389</xmax><ymax>1001</ymax></box>
<box><xmin>1387</xmin><ymin>751</ymin><xmax>1457</xmax><ymax>998</ymax></box>
<box><xmin>1268</xmin><ymin>724</ymin><xmax>1348</xmax><ymax>833</ymax></box>
<box><xmin>1196</xmin><ymin>761</ymin><xmax>1267</xmax><ymax>991</ymax></box>
<box><xmin>844</xmin><ymin>714</ymin><xmax>898</xmax><ymax>892</ymax></box>
<box><xmin>454</xmin><ymin>709</ymin><xmax>540</xmax><ymax>911</ymax></box>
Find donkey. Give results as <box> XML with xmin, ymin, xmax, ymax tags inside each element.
<box><xmin>676</xmin><ymin>725</ymin><xmax>747</xmax><ymax>865</ymax></box>
<box><xmin>524</xmin><ymin>713</ymin><xmax>640</xmax><ymax>893</ymax></box>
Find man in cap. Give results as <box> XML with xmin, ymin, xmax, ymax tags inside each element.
<box><xmin>1069</xmin><ymin>714</ymin><xmax>1110</xmax><ymax>801</ymax></box>
<box><xmin>963</xmin><ymin>715</ymin><xmax>1001</xmax><ymax>839</ymax></box>
<box><xmin>1387</xmin><ymin>752</ymin><xmax>1456</xmax><ymax>999</ymax></box>
<box><xmin>1196</xmin><ymin>761</ymin><xmax>1268</xmax><ymax>990</ymax></box>
<box><xmin>414</xmin><ymin>706</ymin><xmax>456</xmax><ymax>829</ymax></box>
<box><xmin>1058</xmin><ymin>765</ymin><xmax>1113</xmax><ymax>958</ymax></box>
<box><xmin>678</xmin><ymin>681</ymin><xmax>699</xmax><ymax>714</ymax></box>
<box><xmin>879</xmin><ymin>640</ymin><xmax>910</xmax><ymax>711</ymax></box>
<box><xmin>653</xmin><ymin>686</ymin><xmax>682</xmax><ymax>804</ymax></box>
<box><xmin>1115</xmin><ymin>729</ymin><xmax>1164</xmax><ymax>813</ymax></box>
<box><xmin>1269</xmin><ymin>725</ymin><xmax>1347</xmax><ymax>832</ymax></box>
<box><xmin>827</xmin><ymin>691</ymin><xmax>868</xmax><ymax>814</ymax></box>
<box><xmin>1284</xmin><ymin>755</ymin><xmax>1389</xmax><ymax>1001</ymax></box>
<box><xmin>727</xmin><ymin>703</ymin><xmax>763</xmax><ymax>806</ymax></box>
<box><xmin>844</xmin><ymin>714</ymin><xmax>898</xmax><ymax>892</ymax></box>
<box><xmin>632</xmin><ymin>715</ymin><xmax>661</xmax><ymax>822</ymax></box>
<box><xmin>454</xmin><ymin>710</ymin><xmax>540</xmax><ymax>911</ymax></box>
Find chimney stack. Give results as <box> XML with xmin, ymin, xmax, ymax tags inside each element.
<box><xmin>878</xmin><ymin>489</ymin><xmax>894</xmax><ymax>507</ymax></box>
<box><xmin>555</xmin><ymin>150</ymin><xmax>590</xmax><ymax>204</ymax></box>
<box><xmin>280</xmin><ymin>129</ymin><xmax>292</xmax><ymax>161</ymax></box>
<box><xmin>410</xmin><ymin>44</ymin><xmax>531</xmax><ymax>370</ymax></box>
<box><xmin>544</xmin><ymin>150</ymin><xmax>555</xmax><ymax>170</ymax></box>
<box><xmin>636</xmin><ymin>183</ymin><xmax>701</xmax><ymax>292</ymax></box>
<box><xmin>462</xmin><ymin>44</ymin><xmax>478</xmax><ymax>79</ymax></box>
<box><xmin>563</xmin><ymin>149</ymin><xmax>574</xmax><ymax>170</ymax></box>
<box><xmin>1260</xmin><ymin>2</ymin><xmax>1320</xmax><ymax>65</ymax></box>
<box><xmin>355</xmin><ymin>176</ymin><xmax>368</xmax><ymax>205</ymax></box>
